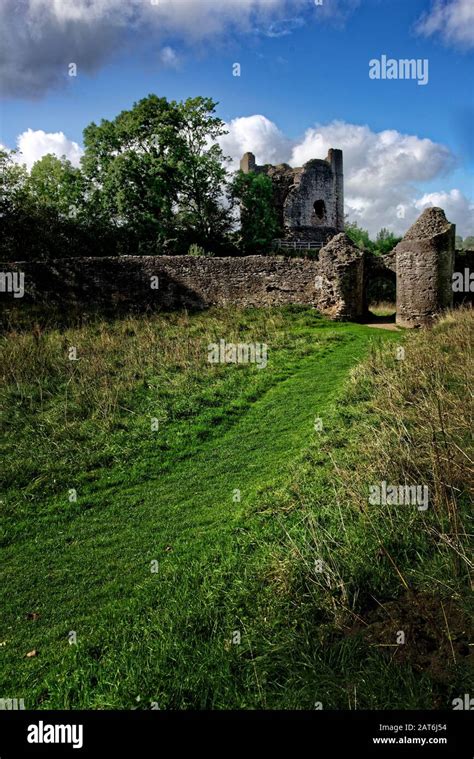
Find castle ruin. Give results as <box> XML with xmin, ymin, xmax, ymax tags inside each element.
<box><xmin>1</xmin><ymin>127</ymin><xmax>463</xmax><ymax>328</ymax></box>
<box><xmin>2</xmin><ymin>207</ymin><xmax>462</xmax><ymax>327</ymax></box>
<box><xmin>240</xmin><ymin>149</ymin><xmax>344</xmax><ymax>244</ymax></box>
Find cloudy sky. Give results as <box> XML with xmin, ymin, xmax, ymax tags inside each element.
<box><xmin>1</xmin><ymin>0</ymin><xmax>473</xmax><ymax>236</ymax></box>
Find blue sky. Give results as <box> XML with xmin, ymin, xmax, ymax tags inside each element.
<box><xmin>1</xmin><ymin>0</ymin><xmax>473</xmax><ymax>236</ymax></box>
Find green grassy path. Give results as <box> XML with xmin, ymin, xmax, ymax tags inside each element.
<box><xmin>1</xmin><ymin>320</ymin><xmax>396</xmax><ymax>708</ymax></box>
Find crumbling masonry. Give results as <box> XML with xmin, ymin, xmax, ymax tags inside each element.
<box><xmin>394</xmin><ymin>207</ymin><xmax>455</xmax><ymax>327</ymax></box>
<box><xmin>240</xmin><ymin>149</ymin><xmax>344</xmax><ymax>244</ymax></box>
<box><xmin>1</xmin><ymin>208</ymin><xmax>459</xmax><ymax>326</ymax></box>
<box><xmin>0</xmin><ymin>134</ymin><xmax>460</xmax><ymax>328</ymax></box>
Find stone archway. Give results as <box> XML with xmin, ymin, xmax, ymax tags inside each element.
<box><xmin>368</xmin><ymin>273</ymin><xmax>396</xmax><ymax>317</ymax></box>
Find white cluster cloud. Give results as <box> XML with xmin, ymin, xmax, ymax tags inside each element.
<box><xmin>416</xmin><ymin>0</ymin><xmax>474</xmax><ymax>49</ymax></box>
<box><xmin>7</xmin><ymin>118</ymin><xmax>473</xmax><ymax>237</ymax></box>
<box><xmin>415</xmin><ymin>189</ymin><xmax>474</xmax><ymax>234</ymax></box>
<box><xmin>0</xmin><ymin>0</ymin><xmax>357</xmax><ymax>97</ymax></box>
<box><xmin>220</xmin><ymin>115</ymin><xmax>473</xmax><ymax>237</ymax></box>
<box><xmin>219</xmin><ymin>115</ymin><xmax>293</xmax><ymax>168</ymax></box>
<box><xmin>15</xmin><ymin>129</ymin><xmax>83</xmax><ymax>170</ymax></box>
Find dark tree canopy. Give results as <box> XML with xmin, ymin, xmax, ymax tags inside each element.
<box><xmin>230</xmin><ymin>171</ymin><xmax>279</xmax><ymax>254</ymax></box>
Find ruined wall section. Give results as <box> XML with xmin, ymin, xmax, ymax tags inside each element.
<box><xmin>395</xmin><ymin>207</ymin><xmax>455</xmax><ymax>328</ymax></box>
<box><xmin>317</xmin><ymin>233</ymin><xmax>365</xmax><ymax>319</ymax></box>
<box><xmin>283</xmin><ymin>160</ymin><xmax>337</xmax><ymax>241</ymax></box>
<box><xmin>0</xmin><ymin>238</ymin><xmax>364</xmax><ymax>321</ymax></box>
<box><xmin>240</xmin><ymin>149</ymin><xmax>344</xmax><ymax>243</ymax></box>
<box><xmin>328</xmin><ymin>148</ymin><xmax>344</xmax><ymax>233</ymax></box>
<box><xmin>262</xmin><ymin>164</ymin><xmax>295</xmax><ymax>231</ymax></box>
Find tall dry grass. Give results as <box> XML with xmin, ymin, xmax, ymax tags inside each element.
<box><xmin>345</xmin><ymin>307</ymin><xmax>473</xmax><ymax>576</ymax></box>
<box><xmin>0</xmin><ymin>308</ymin><xmax>285</xmax><ymax>423</ymax></box>
<box><xmin>284</xmin><ymin>308</ymin><xmax>473</xmax><ymax>631</ymax></box>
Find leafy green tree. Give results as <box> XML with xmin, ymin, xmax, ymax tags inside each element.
<box><xmin>231</xmin><ymin>170</ymin><xmax>278</xmax><ymax>254</ymax></box>
<box><xmin>2</xmin><ymin>95</ymin><xmax>237</xmax><ymax>260</ymax></box>
<box><xmin>374</xmin><ymin>227</ymin><xmax>401</xmax><ymax>255</ymax></box>
<box><xmin>0</xmin><ymin>149</ymin><xmax>29</xmax><ymax>214</ymax></box>
<box><xmin>345</xmin><ymin>221</ymin><xmax>401</xmax><ymax>255</ymax></box>
<box><xmin>81</xmin><ymin>94</ymin><xmax>232</xmax><ymax>252</ymax></box>
<box><xmin>174</xmin><ymin>97</ymin><xmax>231</xmax><ymax>248</ymax></box>
<box><xmin>0</xmin><ymin>149</ymin><xmax>116</xmax><ymax>261</ymax></box>
<box><xmin>82</xmin><ymin>95</ymin><xmax>184</xmax><ymax>248</ymax></box>
<box><xmin>28</xmin><ymin>154</ymin><xmax>85</xmax><ymax>219</ymax></box>
<box><xmin>345</xmin><ymin>220</ymin><xmax>374</xmax><ymax>252</ymax></box>
<box><xmin>0</xmin><ymin>149</ymin><xmax>35</xmax><ymax>260</ymax></box>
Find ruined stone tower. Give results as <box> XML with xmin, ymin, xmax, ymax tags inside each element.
<box><xmin>240</xmin><ymin>149</ymin><xmax>344</xmax><ymax>244</ymax></box>
<box><xmin>395</xmin><ymin>207</ymin><xmax>455</xmax><ymax>328</ymax></box>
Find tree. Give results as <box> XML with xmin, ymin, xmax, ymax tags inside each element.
<box><xmin>345</xmin><ymin>220</ymin><xmax>374</xmax><ymax>252</ymax></box>
<box><xmin>0</xmin><ymin>149</ymin><xmax>116</xmax><ymax>261</ymax></box>
<box><xmin>345</xmin><ymin>221</ymin><xmax>401</xmax><ymax>255</ymax></box>
<box><xmin>374</xmin><ymin>227</ymin><xmax>401</xmax><ymax>255</ymax></box>
<box><xmin>82</xmin><ymin>95</ymin><xmax>185</xmax><ymax>249</ymax></box>
<box><xmin>2</xmin><ymin>95</ymin><xmax>237</xmax><ymax>260</ymax></box>
<box><xmin>0</xmin><ymin>149</ymin><xmax>35</xmax><ymax>260</ymax></box>
<box><xmin>81</xmin><ymin>94</ymin><xmax>233</xmax><ymax>253</ymax></box>
<box><xmin>230</xmin><ymin>170</ymin><xmax>278</xmax><ymax>254</ymax></box>
<box><xmin>28</xmin><ymin>154</ymin><xmax>85</xmax><ymax>219</ymax></box>
<box><xmin>0</xmin><ymin>149</ymin><xmax>29</xmax><ymax>215</ymax></box>
<box><xmin>174</xmin><ymin>97</ymin><xmax>232</xmax><ymax>249</ymax></box>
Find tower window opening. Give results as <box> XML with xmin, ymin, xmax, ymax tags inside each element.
<box><xmin>313</xmin><ymin>199</ymin><xmax>326</xmax><ymax>223</ymax></box>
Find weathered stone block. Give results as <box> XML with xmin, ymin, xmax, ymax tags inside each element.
<box><xmin>395</xmin><ymin>207</ymin><xmax>455</xmax><ymax>328</ymax></box>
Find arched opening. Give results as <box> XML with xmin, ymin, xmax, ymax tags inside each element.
<box><xmin>313</xmin><ymin>199</ymin><xmax>327</xmax><ymax>225</ymax></box>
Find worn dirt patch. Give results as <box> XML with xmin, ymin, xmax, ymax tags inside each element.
<box><xmin>349</xmin><ymin>593</ymin><xmax>473</xmax><ymax>685</ymax></box>
<box><xmin>363</xmin><ymin>322</ymin><xmax>400</xmax><ymax>331</ymax></box>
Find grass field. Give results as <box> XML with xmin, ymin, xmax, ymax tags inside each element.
<box><xmin>369</xmin><ymin>301</ymin><xmax>397</xmax><ymax>318</ymax></box>
<box><xmin>1</xmin><ymin>306</ymin><xmax>472</xmax><ymax>709</ymax></box>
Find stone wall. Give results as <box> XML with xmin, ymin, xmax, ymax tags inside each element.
<box><xmin>2</xmin><ymin>213</ymin><xmax>463</xmax><ymax>326</ymax></box>
<box><xmin>0</xmin><ymin>234</ymin><xmax>365</xmax><ymax>321</ymax></box>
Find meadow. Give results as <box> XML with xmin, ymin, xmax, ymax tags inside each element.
<box><xmin>0</xmin><ymin>305</ymin><xmax>472</xmax><ymax>709</ymax></box>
